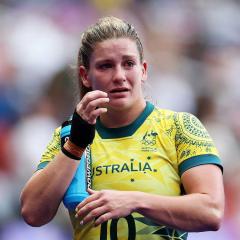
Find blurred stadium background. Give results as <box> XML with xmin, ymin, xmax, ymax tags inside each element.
<box><xmin>0</xmin><ymin>0</ymin><xmax>239</xmax><ymax>239</ymax></box>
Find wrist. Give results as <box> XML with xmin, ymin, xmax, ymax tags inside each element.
<box><xmin>133</xmin><ymin>191</ymin><xmax>147</xmax><ymax>214</ymax></box>
<box><xmin>129</xmin><ymin>191</ymin><xmax>146</xmax><ymax>213</ymax></box>
<box><xmin>70</xmin><ymin>111</ymin><xmax>95</xmax><ymax>148</ymax></box>
<box><xmin>62</xmin><ymin>140</ymin><xmax>85</xmax><ymax>160</ymax></box>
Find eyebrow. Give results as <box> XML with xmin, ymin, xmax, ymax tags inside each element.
<box><xmin>95</xmin><ymin>55</ymin><xmax>138</xmax><ymax>63</ymax></box>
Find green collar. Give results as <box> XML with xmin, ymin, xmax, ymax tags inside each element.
<box><xmin>96</xmin><ymin>101</ymin><xmax>154</xmax><ymax>139</ymax></box>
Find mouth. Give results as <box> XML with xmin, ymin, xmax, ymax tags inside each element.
<box><xmin>109</xmin><ymin>88</ymin><xmax>129</xmax><ymax>93</ymax></box>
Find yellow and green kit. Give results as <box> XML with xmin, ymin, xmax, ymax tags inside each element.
<box><xmin>38</xmin><ymin>102</ymin><xmax>222</xmax><ymax>240</ymax></box>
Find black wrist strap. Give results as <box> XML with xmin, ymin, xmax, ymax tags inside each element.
<box><xmin>70</xmin><ymin>111</ymin><xmax>95</xmax><ymax>148</ymax></box>
<box><xmin>61</xmin><ymin>147</ymin><xmax>81</xmax><ymax>160</ymax></box>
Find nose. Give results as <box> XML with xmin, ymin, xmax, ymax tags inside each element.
<box><xmin>112</xmin><ymin>65</ymin><xmax>126</xmax><ymax>83</ymax></box>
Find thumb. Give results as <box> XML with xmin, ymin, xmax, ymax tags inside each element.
<box><xmin>87</xmin><ymin>188</ymin><xmax>96</xmax><ymax>195</ymax></box>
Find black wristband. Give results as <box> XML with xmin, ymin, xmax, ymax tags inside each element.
<box><xmin>61</xmin><ymin>147</ymin><xmax>81</xmax><ymax>160</ymax></box>
<box><xmin>69</xmin><ymin>110</ymin><xmax>95</xmax><ymax>148</ymax></box>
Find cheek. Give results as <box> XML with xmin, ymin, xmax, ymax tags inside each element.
<box><xmin>130</xmin><ymin>70</ymin><xmax>143</xmax><ymax>85</ymax></box>
<box><xmin>91</xmin><ymin>77</ymin><xmax>107</xmax><ymax>90</ymax></box>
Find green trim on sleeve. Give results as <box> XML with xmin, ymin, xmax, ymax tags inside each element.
<box><xmin>37</xmin><ymin>161</ymin><xmax>50</xmax><ymax>171</ymax></box>
<box><xmin>179</xmin><ymin>154</ymin><xmax>223</xmax><ymax>176</ymax></box>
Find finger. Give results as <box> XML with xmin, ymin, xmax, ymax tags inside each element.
<box><xmin>85</xmin><ymin>97</ymin><xmax>109</xmax><ymax>114</ymax></box>
<box><xmin>87</xmin><ymin>188</ymin><xmax>96</xmax><ymax>195</ymax></box>
<box><xmin>75</xmin><ymin>191</ymin><xmax>99</xmax><ymax>211</ymax></box>
<box><xmin>88</xmin><ymin>108</ymin><xmax>107</xmax><ymax>124</ymax></box>
<box><xmin>94</xmin><ymin>212</ymin><xmax>113</xmax><ymax>227</ymax></box>
<box><xmin>76</xmin><ymin>198</ymin><xmax>104</xmax><ymax>220</ymax></box>
<box><xmin>81</xmin><ymin>205</ymin><xmax>108</xmax><ymax>225</ymax></box>
<box><xmin>80</xmin><ymin>91</ymin><xmax>108</xmax><ymax>110</ymax></box>
<box><xmin>75</xmin><ymin>104</ymin><xmax>107</xmax><ymax>124</ymax></box>
<box><xmin>76</xmin><ymin>95</ymin><xmax>109</xmax><ymax>123</ymax></box>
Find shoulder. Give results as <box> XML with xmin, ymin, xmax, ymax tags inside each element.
<box><xmin>54</xmin><ymin>126</ymin><xmax>61</xmax><ymax>138</ymax></box>
<box><xmin>174</xmin><ymin>112</ymin><xmax>212</xmax><ymax>142</ymax></box>
<box><xmin>150</xmin><ymin>105</ymin><xmax>206</xmax><ymax>133</ymax></box>
<box><xmin>46</xmin><ymin>126</ymin><xmax>62</xmax><ymax>150</ymax></box>
<box><xmin>151</xmin><ymin>106</ymin><xmax>176</xmax><ymax>125</ymax></box>
<box><xmin>37</xmin><ymin>126</ymin><xmax>62</xmax><ymax>170</ymax></box>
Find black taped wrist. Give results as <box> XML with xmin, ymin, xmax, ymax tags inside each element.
<box><xmin>61</xmin><ymin>147</ymin><xmax>81</xmax><ymax>160</ymax></box>
<box><xmin>69</xmin><ymin>110</ymin><xmax>95</xmax><ymax>148</ymax></box>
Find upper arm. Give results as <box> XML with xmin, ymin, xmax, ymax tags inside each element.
<box><xmin>181</xmin><ymin>164</ymin><xmax>225</xmax><ymax>208</ymax></box>
<box><xmin>37</xmin><ymin>127</ymin><xmax>61</xmax><ymax>170</ymax></box>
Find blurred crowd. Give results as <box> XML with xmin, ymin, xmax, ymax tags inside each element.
<box><xmin>0</xmin><ymin>0</ymin><xmax>239</xmax><ymax>239</ymax></box>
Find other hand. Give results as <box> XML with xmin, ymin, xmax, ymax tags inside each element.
<box><xmin>75</xmin><ymin>189</ymin><xmax>138</xmax><ymax>226</ymax></box>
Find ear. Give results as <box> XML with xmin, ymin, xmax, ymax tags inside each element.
<box><xmin>79</xmin><ymin>66</ymin><xmax>91</xmax><ymax>88</ymax></box>
<box><xmin>141</xmin><ymin>61</ymin><xmax>147</xmax><ymax>83</ymax></box>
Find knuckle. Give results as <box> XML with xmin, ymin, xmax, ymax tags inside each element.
<box><xmin>99</xmin><ymin>198</ymin><xmax>106</xmax><ymax>205</ymax></box>
<box><xmin>99</xmin><ymin>214</ymin><xmax>108</xmax><ymax>223</ymax></box>
<box><xmin>99</xmin><ymin>190</ymin><xmax>108</xmax><ymax>199</ymax></box>
<box><xmin>88</xmin><ymin>101</ymin><xmax>95</xmax><ymax>108</ymax></box>
<box><xmin>84</xmin><ymin>93</ymin><xmax>92</xmax><ymax>102</ymax></box>
<box><xmin>85</xmin><ymin>92</ymin><xmax>92</xmax><ymax>98</ymax></box>
<box><xmin>76</xmin><ymin>104</ymin><xmax>81</xmax><ymax>113</ymax></box>
<box><xmin>104</xmin><ymin>203</ymin><xmax>113</xmax><ymax>212</ymax></box>
<box><xmin>95</xmin><ymin>90</ymin><xmax>102</xmax><ymax>95</ymax></box>
<box><xmin>84</xmin><ymin>204</ymin><xmax>91</xmax><ymax>212</ymax></box>
<box><xmin>89</xmin><ymin>112</ymin><xmax>97</xmax><ymax>120</ymax></box>
<box><xmin>99</xmin><ymin>190</ymin><xmax>105</xmax><ymax>196</ymax></box>
<box><xmin>91</xmin><ymin>209</ymin><xmax>99</xmax><ymax>217</ymax></box>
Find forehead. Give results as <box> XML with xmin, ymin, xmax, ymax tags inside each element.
<box><xmin>91</xmin><ymin>38</ymin><xmax>139</xmax><ymax>61</ymax></box>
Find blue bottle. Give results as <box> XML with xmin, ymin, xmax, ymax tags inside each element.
<box><xmin>61</xmin><ymin>122</ymin><xmax>92</xmax><ymax>211</ymax></box>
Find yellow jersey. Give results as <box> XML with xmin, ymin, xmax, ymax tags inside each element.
<box><xmin>38</xmin><ymin>102</ymin><xmax>222</xmax><ymax>240</ymax></box>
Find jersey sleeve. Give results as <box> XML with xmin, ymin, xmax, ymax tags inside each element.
<box><xmin>174</xmin><ymin>112</ymin><xmax>222</xmax><ymax>176</ymax></box>
<box><xmin>37</xmin><ymin>127</ymin><xmax>61</xmax><ymax>170</ymax></box>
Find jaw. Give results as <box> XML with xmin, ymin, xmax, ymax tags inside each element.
<box><xmin>107</xmin><ymin>93</ymin><xmax>145</xmax><ymax>112</ymax></box>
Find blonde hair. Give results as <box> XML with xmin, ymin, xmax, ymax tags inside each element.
<box><xmin>77</xmin><ymin>16</ymin><xmax>144</xmax><ymax>98</ymax></box>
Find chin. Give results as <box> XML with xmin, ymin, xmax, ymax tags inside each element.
<box><xmin>108</xmin><ymin>98</ymin><xmax>132</xmax><ymax>110</ymax></box>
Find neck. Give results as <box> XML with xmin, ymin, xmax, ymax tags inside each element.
<box><xmin>100</xmin><ymin>101</ymin><xmax>146</xmax><ymax>128</ymax></box>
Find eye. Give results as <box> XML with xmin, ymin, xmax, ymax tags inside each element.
<box><xmin>124</xmin><ymin>60</ymin><xmax>135</xmax><ymax>68</ymax></box>
<box><xmin>98</xmin><ymin>63</ymin><xmax>112</xmax><ymax>70</ymax></box>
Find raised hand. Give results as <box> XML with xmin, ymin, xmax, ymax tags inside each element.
<box><xmin>62</xmin><ymin>90</ymin><xmax>109</xmax><ymax>159</ymax></box>
<box><xmin>76</xmin><ymin>90</ymin><xmax>109</xmax><ymax>125</ymax></box>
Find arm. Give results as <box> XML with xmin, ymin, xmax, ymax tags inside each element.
<box><xmin>20</xmin><ymin>152</ymin><xmax>79</xmax><ymax>226</ymax></box>
<box><xmin>76</xmin><ymin>164</ymin><xmax>224</xmax><ymax>232</ymax></box>
<box><xmin>20</xmin><ymin>90</ymin><xmax>109</xmax><ymax>226</ymax></box>
<box><xmin>135</xmin><ymin>164</ymin><xmax>224</xmax><ymax>231</ymax></box>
